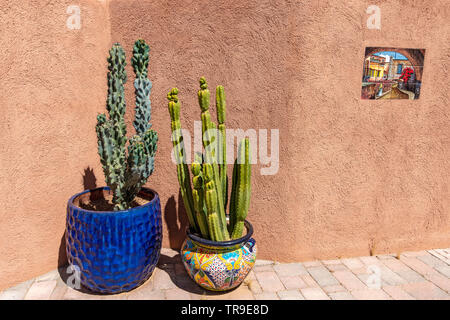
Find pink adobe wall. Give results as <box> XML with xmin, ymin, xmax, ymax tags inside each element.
<box><xmin>0</xmin><ymin>0</ymin><xmax>449</xmax><ymax>290</ymax></box>
<box><xmin>0</xmin><ymin>0</ymin><xmax>111</xmax><ymax>290</ymax></box>
<box><xmin>110</xmin><ymin>0</ymin><xmax>450</xmax><ymax>261</ymax></box>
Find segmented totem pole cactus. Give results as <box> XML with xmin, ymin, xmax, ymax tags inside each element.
<box><xmin>96</xmin><ymin>40</ymin><xmax>158</xmax><ymax>211</ymax></box>
<box><xmin>167</xmin><ymin>77</ymin><xmax>251</xmax><ymax>241</ymax></box>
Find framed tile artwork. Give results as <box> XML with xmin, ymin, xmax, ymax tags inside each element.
<box><xmin>361</xmin><ymin>47</ymin><xmax>425</xmax><ymax>100</ymax></box>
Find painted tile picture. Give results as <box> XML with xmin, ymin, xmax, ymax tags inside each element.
<box><xmin>361</xmin><ymin>47</ymin><xmax>425</xmax><ymax>100</ymax></box>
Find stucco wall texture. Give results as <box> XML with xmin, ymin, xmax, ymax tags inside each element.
<box><xmin>0</xmin><ymin>0</ymin><xmax>449</xmax><ymax>290</ymax></box>
<box><xmin>0</xmin><ymin>0</ymin><xmax>111</xmax><ymax>290</ymax></box>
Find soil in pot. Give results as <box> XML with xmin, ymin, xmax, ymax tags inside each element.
<box><xmin>73</xmin><ymin>188</ymin><xmax>155</xmax><ymax>211</ymax></box>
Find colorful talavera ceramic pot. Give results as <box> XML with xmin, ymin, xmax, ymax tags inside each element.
<box><xmin>181</xmin><ymin>220</ymin><xmax>257</xmax><ymax>291</ymax></box>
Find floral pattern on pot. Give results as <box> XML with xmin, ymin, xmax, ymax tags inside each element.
<box><xmin>181</xmin><ymin>237</ymin><xmax>257</xmax><ymax>291</ymax></box>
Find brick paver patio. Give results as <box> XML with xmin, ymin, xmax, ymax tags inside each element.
<box><xmin>1</xmin><ymin>248</ymin><xmax>449</xmax><ymax>300</ymax></box>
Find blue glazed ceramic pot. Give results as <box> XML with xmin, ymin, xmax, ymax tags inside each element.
<box><xmin>181</xmin><ymin>220</ymin><xmax>257</xmax><ymax>291</ymax></box>
<box><xmin>66</xmin><ymin>187</ymin><xmax>162</xmax><ymax>294</ymax></box>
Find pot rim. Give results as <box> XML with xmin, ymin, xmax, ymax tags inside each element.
<box><xmin>67</xmin><ymin>186</ymin><xmax>159</xmax><ymax>215</ymax></box>
<box><xmin>186</xmin><ymin>219</ymin><xmax>254</xmax><ymax>248</ymax></box>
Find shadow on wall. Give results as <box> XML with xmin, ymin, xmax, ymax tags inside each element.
<box><xmin>82</xmin><ymin>167</ymin><xmax>97</xmax><ymax>201</ymax></box>
<box><xmin>57</xmin><ymin>166</ymin><xmax>99</xmax><ymax>268</ymax></box>
<box><xmin>164</xmin><ymin>191</ymin><xmax>189</xmax><ymax>250</ymax></box>
<box><xmin>58</xmin><ymin>232</ymin><xmax>67</xmax><ymax>268</ymax></box>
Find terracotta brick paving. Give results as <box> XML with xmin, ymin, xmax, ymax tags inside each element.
<box><xmin>1</xmin><ymin>248</ymin><xmax>449</xmax><ymax>300</ymax></box>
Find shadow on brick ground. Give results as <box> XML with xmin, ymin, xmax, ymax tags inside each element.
<box><xmin>157</xmin><ymin>252</ymin><xmax>243</xmax><ymax>298</ymax></box>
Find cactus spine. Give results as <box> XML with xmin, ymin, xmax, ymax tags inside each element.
<box><xmin>96</xmin><ymin>40</ymin><xmax>158</xmax><ymax>211</ymax></box>
<box><xmin>167</xmin><ymin>77</ymin><xmax>251</xmax><ymax>241</ymax></box>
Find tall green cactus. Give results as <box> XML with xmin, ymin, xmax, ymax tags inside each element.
<box><xmin>230</xmin><ymin>139</ymin><xmax>251</xmax><ymax>238</ymax></box>
<box><xmin>203</xmin><ymin>163</ymin><xmax>224</xmax><ymax>241</ymax></box>
<box><xmin>95</xmin><ymin>40</ymin><xmax>158</xmax><ymax>211</ymax></box>
<box><xmin>132</xmin><ymin>39</ymin><xmax>152</xmax><ymax>135</ymax></box>
<box><xmin>191</xmin><ymin>153</ymin><xmax>209</xmax><ymax>238</ymax></box>
<box><xmin>198</xmin><ymin>78</ymin><xmax>229</xmax><ymax>240</ymax></box>
<box><xmin>216</xmin><ymin>85</ymin><xmax>228</xmax><ymax>208</ymax></box>
<box><xmin>167</xmin><ymin>88</ymin><xmax>197</xmax><ymax>232</ymax></box>
<box><xmin>167</xmin><ymin>77</ymin><xmax>251</xmax><ymax>240</ymax></box>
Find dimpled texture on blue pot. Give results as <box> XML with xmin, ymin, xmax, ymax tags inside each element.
<box><xmin>65</xmin><ymin>187</ymin><xmax>162</xmax><ymax>294</ymax></box>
